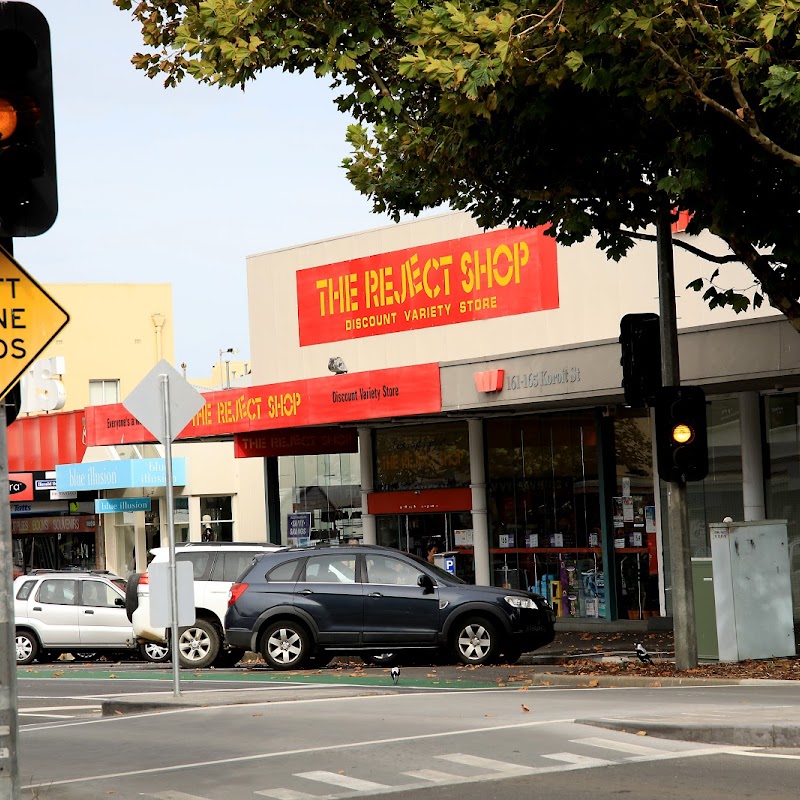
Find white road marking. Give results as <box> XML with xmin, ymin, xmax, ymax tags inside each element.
<box><xmin>19</xmin><ymin>705</ymin><xmax>101</xmax><ymax>713</ymax></box>
<box><xmin>541</xmin><ymin>752</ymin><xmax>615</xmax><ymax>767</ymax></box>
<box><xmin>295</xmin><ymin>771</ymin><xmax>391</xmax><ymax>791</ymax></box>
<box><xmin>145</xmin><ymin>793</ymin><xmax>214</xmax><ymax>800</ymax></box>
<box><xmin>255</xmin><ymin>789</ymin><xmax>321</xmax><ymax>800</ymax></box>
<box><xmin>733</xmin><ymin>750</ymin><xmax>800</xmax><ymax>761</ymax></box>
<box><xmin>570</xmin><ymin>736</ymin><xmax>663</xmax><ymax>756</ymax></box>
<box><xmin>437</xmin><ymin>753</ymin><xmax>533</xmax><ymax>774</ymax></box>
<box><xmin>20</xmin><ymin>717</ymin><xmax>575</xmax><ymax>789</ymax></box>
<box><xmin>402</xmin><ymin>768</ymin><xmax>459</xmax><ymax>782</ymax></box>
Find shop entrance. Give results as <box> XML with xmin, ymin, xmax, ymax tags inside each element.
<box><xmin>376</xmin><ymin>511</ymin><xmax>475</xmax><ymax>582</ymax></box>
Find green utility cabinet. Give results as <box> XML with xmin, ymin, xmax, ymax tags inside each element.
<box><xmin>691</xmin><ymin>558</ymin><xmax>719</xmax><ymax>660</ymax></box>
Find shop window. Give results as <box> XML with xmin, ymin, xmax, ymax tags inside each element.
<box><xmin>201</xmin><ymin>496</ymin><xmax>234</xmax><ymax>542</ymax></box>
<box><xmin>89</xmin><ymin>379</ymin><xmax>120</xmax><ymax>405</ymax></box>
<box><xmin>485</xmin><ymin>412</ymin><xmax>603</xmax><ymax>619</ymax></box>
<box><xmin>374</xmin><ymin>422</ymin><xmax>470</xmax><ymax>491</ymax></box>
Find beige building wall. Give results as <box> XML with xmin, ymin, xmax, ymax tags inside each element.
<box><xmin>32</xmin><ymin>283</ymin><xmax>174</xmax><ymax>413</ymax></box>
<box><xmin>247</xmin><ymin>211</ymin><xmax>776</xmax><ymax>384</ymax></box>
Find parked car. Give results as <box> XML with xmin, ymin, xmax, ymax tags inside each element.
<box><xmin>14</xmin><ymin>569</ymin><xmax>169</xmax><ymax>665</ymax></box>
<box><xmin>224</xmin><ymin>544</ymin><xmax>556</xmax><ymax>670</ymax></box>
<box><xmin>127</xmin><ymin>541</ymin><xmax>283</xmax><ymax>669</ymax></box>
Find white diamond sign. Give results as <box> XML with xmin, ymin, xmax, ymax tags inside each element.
<box><xmin>123</xmin><ymin>359</ymin><xmax>205</xmax><ymax>445</ymax></box>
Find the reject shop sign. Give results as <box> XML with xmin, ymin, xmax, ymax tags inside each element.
<box><xmin>9</xmin><ymin>473</ymin><xmax>34</xmax><ymax>501</ymax></box>
<box><xmin>297</xmin><ymin>226</ymin><xmax>559</xmax><ymax>346</ymax></box>
<box><xmin>85</xmin><ymin>364</ymin><xmax>441</xmax><ymax>447</ymax></box>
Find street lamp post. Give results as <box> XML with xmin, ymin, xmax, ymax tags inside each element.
<box><xmin>218</xmin><ymin>348</ymin><xmax>238</xmax><ymax>389</ymax></box>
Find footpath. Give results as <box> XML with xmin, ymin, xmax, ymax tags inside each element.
<box><xmin>91</xmin><ymin>628</ymin><xmax>800</xmax><ymax>747</ymax></box>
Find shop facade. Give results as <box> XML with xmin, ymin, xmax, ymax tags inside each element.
<box><xmin>242</xmin><ymin>212</ymin><xmax>800</xmax><ymax>624</ymax></box>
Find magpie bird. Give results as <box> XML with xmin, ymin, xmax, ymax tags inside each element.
<box><xmin>635</xmin><ymin>642</ymin><xmax>654</xmax><ymax>665</ymax></box>
<box><xmin>390</xmin><ymin>665</ymin><xmax>400</xmax><ymax>684</ymax></box>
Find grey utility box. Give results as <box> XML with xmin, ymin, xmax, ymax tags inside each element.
<box><xmin>691</xmin><ymin>558</ymin><xmax>719</xmax><ymax>661</ymax></box>
<box><xmin>709</xmin><ymin>520</ymin><xmax>795</xmax><ymax>662</ymax></box>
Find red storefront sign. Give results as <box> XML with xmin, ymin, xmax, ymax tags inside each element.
<box><xmin>86</xmin><ymin>364</ymin><xmax>441</xmax><ymax>447</ymax></box>
<box><xmin>234</xmin><ymin>427</ymin><xmax>358</xmax><ymax>458</ymax></box>
<box><xmin>474</xmin><ymin>369</ymin><xmax>504</xmax><ymax>393</ymax></box>
<box><xmin>9</xmin><ymin>473</ymin><xmax>34</xmax><ymax>501</ymax></box>
<box><xmin>297</xmin><ymin>226</ymin><xmax>559</xmax><ymax>345</ymax></box>
<box><xmin>367</xmin><ymin>488</ymin><xmax>472</xmax><ymax>515</ymax></box>
<box><xmin>12</xmin><ymin>514</ymin><xmax>100</xmax><ymax>534</ymax></box>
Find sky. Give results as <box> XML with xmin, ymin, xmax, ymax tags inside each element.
<box><xmin>15</xmin><ymin>0</ymin><xmax>423</xmax><ymax>379</ymax></box>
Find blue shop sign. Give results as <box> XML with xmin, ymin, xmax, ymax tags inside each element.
<box><xmin>95</xmin><ymin>497</ymin><xmax>152</xmax><ymax>514</ymax></box>
<box><xmin>56</xmin><ymin>458</ymin><xmax>187</xmax><ymax>491</ymax></box>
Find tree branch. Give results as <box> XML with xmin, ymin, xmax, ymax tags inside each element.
<box><xmin>624</xmin><ymin>230</ymin><xmax>744</xmax><ymax>263</ymax></box>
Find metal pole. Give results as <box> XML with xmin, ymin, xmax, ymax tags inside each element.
<box><xmin>225</xmin><ymin>359</ymin><xmax>231</xmax><ymax>390</ymax></box>
<box><xmin>0</xmin><ymin>408</ymin><xmax>20</xmax><ymax>798</ymax></box>
<box><xmin>161</xmin><ymin>374</ymin><xmax>181</xmax><ymax>696</ymax></box>
<box><xmin>656</xmin><ymin>214</ymin><xmax>698</xmax><ymax>670</ymax></box>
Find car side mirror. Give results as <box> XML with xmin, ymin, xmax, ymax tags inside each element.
<box><xmin>417</xmin><ymin>573</ymin><xmax>435</xmax><ymax>593</ymax></box>
<box><xmin>115</xmin><ymin>597</ymin><xmax>125</xmax><ymax>607</ymax></box>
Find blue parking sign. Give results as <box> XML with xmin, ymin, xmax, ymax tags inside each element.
<box><xmin>443</xmin><ymin>557</ymin><xmax>456</xmax><ymax>575</ymax></box>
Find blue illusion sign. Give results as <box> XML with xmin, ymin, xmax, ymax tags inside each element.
<box><xmin>95</xmin><ymin>497</ymin><xmax>152</xmax><ymax>514</ymax></box>
<box><xmin>56</xmin><ymin>458</ymin><xmax>187</xmax><ymax>492</ymax></box>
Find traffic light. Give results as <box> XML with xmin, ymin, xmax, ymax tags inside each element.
<box><xmin>3</xmin><ymin>382</ymin><xmax>21</xmax><ymax>426</ymax></box>
<box><xmin>619</xmin><ymin>313</ymin><xmax>662</xmax><ymax>407</ymax></box>
<box><xmin>655</xmin><ymin>385</ymin><xmax>708</xmax><ymax>483</ymax></box>
<box><xmin>0</xmin><ymin>3</ymin><xmax>57</xmax><ymax>238</ymax></box>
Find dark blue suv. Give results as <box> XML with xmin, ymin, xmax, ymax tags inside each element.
<box><xmin>224</xmin><ymin>544</ymin><xmax>555</xmax><ymax>670</ymax></box>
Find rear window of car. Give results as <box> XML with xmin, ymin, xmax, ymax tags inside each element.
<box><xmin>15</xmin><ymin>580</ymin><xmax>37</xmax><ymax>600</ymax></box>
<box><xmin>211</xmin><ymin>551</ymin><xmax>262</xmax><ymax>582</ymax></box>
<box><xmin>176</xmin><ymin>551</ymin><xmax>215</xmax><ymax>580</ymax></box>
<box><xmin>266</xmin><ymin>559</ymin><xmax>301</xmax><ymax>583</ymax></box>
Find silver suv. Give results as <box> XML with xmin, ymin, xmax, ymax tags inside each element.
<box><xmin>126</xmin><ymin>542</ymin><xmax>282</xmax><ymax>668</ymax></box>
<box><xmin>14</xmin><ymin>570</ymin><xmax>169</xmax><ymax>665</ymax></box>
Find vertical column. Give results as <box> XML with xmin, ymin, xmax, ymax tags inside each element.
<box><xmin>468</xmin><ymin>418</ymin><xmax>491</xmax><ymax>586</ymax></box>
<box><xmin>263</xmin><ymin>456</ymin><xmax>282</xmax><ymax>545</ymax></box>
<box><xmin>358</xmin><ymin>427</ymin><xmax>376</xmax><ymax>545</ymax></box>
<box><xmin>739</xmin><ymin>391</ymin><xmax>766</xmax><ymax>521</ymax></box>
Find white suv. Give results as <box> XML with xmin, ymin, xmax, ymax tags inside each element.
<box><xmin>15</xmin><ymin>570</ymin><xmax>169</xmax><ymax>665</ymax></box>
<box><xmin>127</xmin><ymin>542</ymin><xmax>282</xmax><ymax>668</ymax></box>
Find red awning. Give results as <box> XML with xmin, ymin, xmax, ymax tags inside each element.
<box><xmin>8</xmin><ymin>410</ymin><xmax>87</xmax><ymax>472</ymax></box>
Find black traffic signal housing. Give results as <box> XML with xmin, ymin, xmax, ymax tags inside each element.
<box><xmin>655</xmin><ymin>385</ymin><xmax>709</xmax><ymax>483</ymax></box>
<box><xmin>0</xmin><ymin>3</ymin><xmax>57</xmax><ymax>238</ymax></box>
<box><xmin>3</xmin><ymin>382</ymin><xmax>21</xmax><ymax>426</ymax></box>
<box><xmin>620</xmin><ymin>313</ymin><xmax>662</xmax><ymax>407</ymax></box>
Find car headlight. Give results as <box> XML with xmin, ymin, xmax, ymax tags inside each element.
<box><xmin>504</xmin><ymin>595</ymin><xmax>537</xmax><ymax>610</ymax></box>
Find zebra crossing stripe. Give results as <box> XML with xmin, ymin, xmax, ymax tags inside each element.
<box><xmin>437</xmin><ymin>753</ymin><xmax>533</xmax><ymax>774</ymax></box>
<box><xmin>402</xmin><ymin>768</ymin><xmax>461</xmax><ymax>782</ymax></box>
<box><xmin>294</xmin><ymin>770</ymin><xmax>392</xmax><ymax>791</ymax></box>
<box><xmin>145</xmin><ymin>792</ymin><xmax>215</xmax><ymax>800</ymax></box>
<box><xmin>570</xmin><ymin>737</ymin><xmax>663</xmax><ymax>756</ymax></box>
<box><xmin>541</xmin><ymin>752</ymin><xmax>614</xmax><ymax>767</ymax></box>
<box><xmin>254</xmin><ymin>789</ymin><xmax>320</xmax><ymax>800</ymax></box>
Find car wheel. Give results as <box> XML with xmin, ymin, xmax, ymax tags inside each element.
<box><xmin>177</xmin><ymin>620</ymin><xmax>220</xmax><ymax>669</ymax></box>
<box><xmin>453</xmin><ymin>617</ymin><xmax>498</xmax><ymax>665</ymax></box>
<box><xmin>213</xmin><ymin>647</ymin><xmax>246</xmax><ymax>668</ymax></box>
<box><xmin>140</xmin><ymin>642</ymin><xmax>170</xmax><ymax>663</ymax></box>
<box><xmin>261</xmin><ymin>621</ymin><xmax>310</xmax><ymax>671</ymax></box>
<box><xmin>125</xmin><ymin>573</ymin><xmax>142</xmax><ymax>622</ymax></box>
<box><xmin>16</xmin><ymin>631</ymin><xmax>38</xmax><ymax>665</ymax></box>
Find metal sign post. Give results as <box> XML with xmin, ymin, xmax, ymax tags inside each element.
<box><xmin>161</xmin><ymin>374</ymin><xmax>182</xmax><ymax>696</ymax></box>
<box><xmin>123</xmin><ymin>360</ymin><xmax>204</xmax><ymax>697</ymax></box>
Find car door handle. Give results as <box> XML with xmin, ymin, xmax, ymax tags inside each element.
<box><xmin>33</xmin><ymin>606</ymin><xmax>42</xmax><ymax>611</ymax></box>
<box><xmin>369</xmin><ymin>592</ymin><xmax>384</xmax><ymax>598</ymax></box>
<box><xmin>84</xmin><ymin>610</ymin><xmax>94</xmax><ymax>614</ymax></box>
<box><xmin>298</xmin><ymin>589</ymin><xmax>313</xmax><ymax>595</ymax></box>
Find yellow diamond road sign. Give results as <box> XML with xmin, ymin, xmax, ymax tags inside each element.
<box><xmin>0</xmin><ymin>244</ymin><xmax>69</xmax><ymax>399</ymax></box>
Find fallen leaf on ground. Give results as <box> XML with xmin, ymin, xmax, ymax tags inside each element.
<box><xmin>521</xmin><ymin>704</ymin><xmax>530</xmax><ymax>712</ymax></box>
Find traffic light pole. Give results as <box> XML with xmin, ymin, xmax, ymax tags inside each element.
<box><xmin>0</xmin><ymin>235</ymin><xmax>20</xmax><ymax>798</ymax></box>
<box><xmin>656</xmin><ymin>215</ymin><xmax>698</xmax><ymax>671</ymax></box>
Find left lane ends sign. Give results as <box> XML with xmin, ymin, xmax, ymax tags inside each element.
<box><xmin>0</xmin><ymin>244</ymin><xmax>69</xmax><ymax>399</ymax></box>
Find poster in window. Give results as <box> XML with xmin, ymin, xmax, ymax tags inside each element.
<box><xmin>613</xmin><ymin>497</ymin><xmax>624</xmax><ymax>528</ymax></box>
<box><xmin>622</xmin><ymin>496</ymin><xmax>634</xmax><ymax>522</ymax></box>
<box><xmin>645</xmin><ymin>506</ymin><xmax>656</xmax><ymax>534</ymax></box>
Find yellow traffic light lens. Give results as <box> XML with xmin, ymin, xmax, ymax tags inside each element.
<box><xmin>672</xmin><ymin>423</ymin><xmax>694</xmax><ymax>444</ymax></box>
<box><xmin>0</xmin><ymin>97</ymin><xmax>18</xmax><ymax>140</ymax></box>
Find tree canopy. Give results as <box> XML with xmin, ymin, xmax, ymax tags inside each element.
<box><xmin>114</xmin><ymin>0</ymin><xmax>800</xmax><ymax>328</ymax></box>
